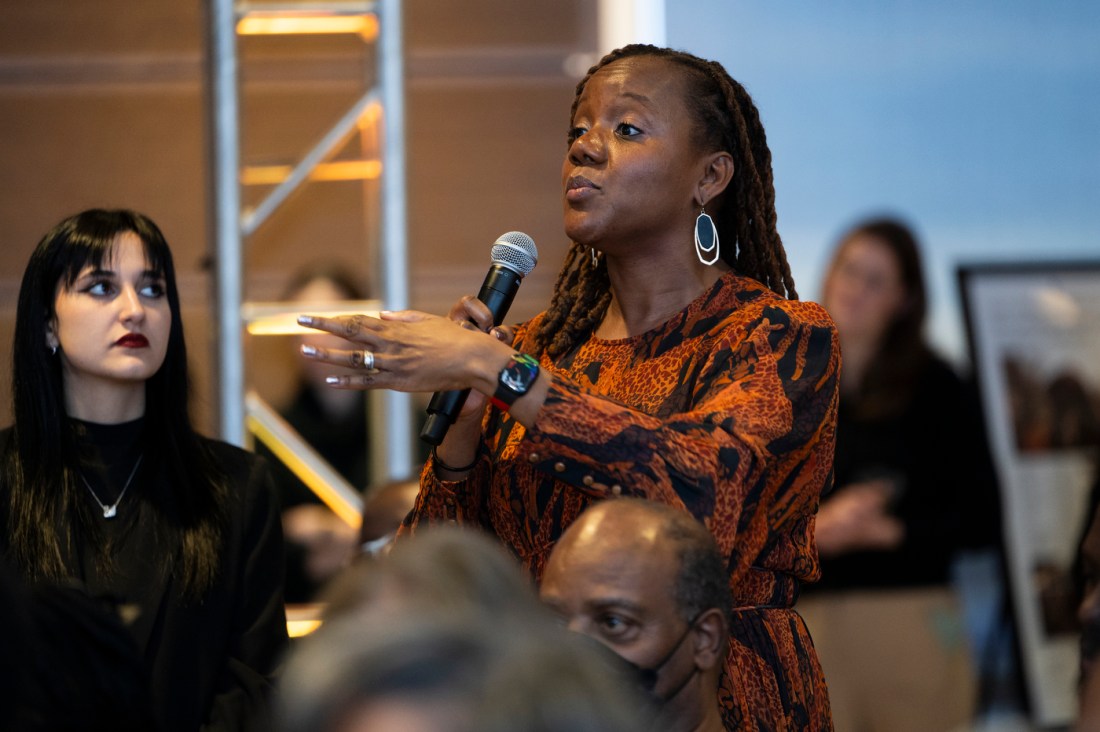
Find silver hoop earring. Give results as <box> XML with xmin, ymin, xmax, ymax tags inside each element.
<box><xmin>694</xmin><ymin>207</ymin><xmax>719</xmax><ymax>266</ymax></box>
<box><xmin>51</xmin><ymin>345</ymin><xmax>58</xmax><ymax>356</ymax></box>
<box><xmin>590</xmin><ymin>247</ymin><xmax>600</xmax><ymax>267</ymax></box>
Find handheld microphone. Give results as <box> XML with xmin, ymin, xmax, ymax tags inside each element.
<box><xmin>419</xmin><ymin>231</ymin><xmax>538</xmax><ymax>446</ymax></box>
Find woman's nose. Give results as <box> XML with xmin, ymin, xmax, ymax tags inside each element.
<box><xmin>120</xmin><ymin>287</ymin><xmax>145</xmax><ymax>321</ymax></box>
<box><xmin>568</xmin><ymin>130</ymin><xmax>605</xmax><ymax>165</ymax></box>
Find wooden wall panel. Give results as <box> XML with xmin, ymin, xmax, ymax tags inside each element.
<box><xmin>0</xmin><ymin>0</ymin><xmax>595</xmax><ymax>434</ymax></box>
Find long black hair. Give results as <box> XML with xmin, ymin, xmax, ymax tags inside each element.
<box><xmin>3</xmin><ymin>209</ymin><xmax>228</xmax><ymax>598</ymax></box>
<box><xmin>533</xmin><ymin>44</ymin><xmax>796</xmax><ymax>359</ymax></box>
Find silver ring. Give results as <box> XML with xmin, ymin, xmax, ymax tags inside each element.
<box><xmin>362</xmin><ymin>350</ymin><xmax>375</xmax><ymax>371</ymax></box>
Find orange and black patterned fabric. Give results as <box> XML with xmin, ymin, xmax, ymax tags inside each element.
<box><xmin>404</xmin><ymin>271</ymin><xmax>840</xmax><ymax>731</ymax></box>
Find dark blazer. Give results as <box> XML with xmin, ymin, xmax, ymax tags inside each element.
<box><xmin>0</xmin><ymin>428</ymin><xmax>289</xmax><ymax>732</ymax></box>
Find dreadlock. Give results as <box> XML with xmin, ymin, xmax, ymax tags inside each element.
<box><xmin>533</xmin><ymin>44</ymin><xmax>797</xmax><ymax>360</ymax></box>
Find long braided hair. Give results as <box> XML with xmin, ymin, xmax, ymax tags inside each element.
<box><xmin>533</xmin><ymin>44</ymin><xmax>796</xmax><ymax>360</ymax></box>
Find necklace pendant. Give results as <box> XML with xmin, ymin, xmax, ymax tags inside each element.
<box><xmin>81</xmin><ymin>454</ymin><xmax>142</xmax><ymax>520</ymax></box>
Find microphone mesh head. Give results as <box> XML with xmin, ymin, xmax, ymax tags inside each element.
<box><xmin>490</xmin><ymin>231</ymin><xmax>538</xmax><ymax>277</ymax></box>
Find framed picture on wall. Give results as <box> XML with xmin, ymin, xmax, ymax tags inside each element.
<box><xmin>958</xmin><ymin>261</ymin><xmax>1100</xmax><ymax>728</ymax></box>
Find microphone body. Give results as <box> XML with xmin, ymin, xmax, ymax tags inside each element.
<box><xmin>420</xmin><ymin>232</ymin><xmax>537</xmax><ymax>446</ymax></box>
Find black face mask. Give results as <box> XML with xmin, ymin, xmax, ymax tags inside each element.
<box><xmin>620</xmin><ymin>617</ymin><xmax>700</xmax><ymax>702</ymax></box>
<box><xmin>575</xmin><ymin>617</ymin><xmax>700</xmax><ymax>705</ymax></box>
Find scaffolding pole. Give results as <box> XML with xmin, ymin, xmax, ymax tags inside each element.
<box><xmin>207</xmin><ymin>0</ymin><xmax>245</xmax><ymax>447</ymax></box>
<box><xmin>376</xmin><ymin>0</ymin><xmax>414</xmax><ymax>482</ymax></box>
<box><xmin>206</xmin><ymin>0</ymin><xmax>412</xmax><ymax>480</ymax></box>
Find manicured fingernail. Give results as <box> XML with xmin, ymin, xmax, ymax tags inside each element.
<box><xmin>297</xmin><ymin>315</ymin><xmax>314</xmax><ymax>326</ymax></box>
<box><xmin>325</xmin><ymin>375</ymin><xmax>341</xmax><ymax>385</ymax></box>
<box><xmin>301</xmin><ymin>344</ymin><xmax>317</xmax><ymax>356</ymax></box>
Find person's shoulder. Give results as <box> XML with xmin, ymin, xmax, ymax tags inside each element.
<box><xmin>197</xmin><ymin>437</ymin><xmax>280</xmax><ymax>515</ymax></box>
<box><xmin>513</xmin><ymin>312</ymin><xmax>547</xmax><ymax>352</ymax></box>
<box><xmin>197</xmin><ymin>435</ymin><xmax>271</xmax><ymax>481</ymax></box>
<box><xmin>770</xmin><ymin>297</ymin><xmax>835</xmax><ymax>330</ymax></box>
<box><xmin>718</xmin><ymin>274</ymin><xmax>836</xmax><ymax>331</ymax></box>
<box><xmin>519</xmin><ymin>311</ymin><xmax>545</xmax><ymax>331</ymax></box>
<box><xmin>906</xmin><ymin>351</ymin><xmax>977</xmax><ymax>414</ymax></box>
<box><xmin>199</xmin><ymin>435</ymin><xmax>260</xmax><ymax>461</ymax></box>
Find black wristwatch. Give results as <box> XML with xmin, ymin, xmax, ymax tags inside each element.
<box><xmin>491</xmin><ymin>352</ymin><xmax>541</xmax><ymax>411</ymax></box>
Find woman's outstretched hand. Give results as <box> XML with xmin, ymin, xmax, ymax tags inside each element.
<box><xmin>296</xmin><ymin>296</ymin><xmax>514</xmax><ymax>421</ymax></box>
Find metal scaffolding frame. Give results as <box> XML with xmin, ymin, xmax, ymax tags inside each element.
<box><xmin>205</xmin><ymin>0</ymin><xmax>412</xmax><ymax>516</ymax></box>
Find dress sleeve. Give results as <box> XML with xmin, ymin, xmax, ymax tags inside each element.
<box><xmin>203</xmin><ymin>455</ymin><xmax>289</xmax><ymax>732</ymax></box>
<box><xmin>400</xmin><ymin>452</ymin><xmax>491</xmax><ymax>534</ymax></box>
<box><xmin>519</xmin><ymin>303</ymin><xmax>839</xmax><ymax>566</ymax></box>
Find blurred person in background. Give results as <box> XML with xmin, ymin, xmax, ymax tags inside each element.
<box><xmin>259</xmin><ymin>263</ymin><xmax>372</xmax><ymax>602</ymax></box>
<box><xmin>357</xmin><ymin>477</ymin><xmax>420</xmax><ymax>556</ymax></box>
<box><xmin>798</xmin><ymin>215</ymin><xmax>1002</xmax><ymax>732</ymax></box>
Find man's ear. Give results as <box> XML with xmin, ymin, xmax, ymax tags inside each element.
<box><xmin>696</xmin><ymin>152</ymin><xmax>734</xmax><ymax>209</ymax></box>
<box><xmin>690</xmin><ymin>607</ymin><xmax>729</xmax><ymax>671</ymax></box>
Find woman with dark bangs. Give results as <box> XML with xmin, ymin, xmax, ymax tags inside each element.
<box><xmin>0</xmin><ymin>209</ymin><xmax>288</xmax><ymax>731</ymax></box>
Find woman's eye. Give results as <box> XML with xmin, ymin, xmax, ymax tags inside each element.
<box><xmin>86</xmin><ymin>281</ymin><xmax>113</xmax><ymax>296</ymax></box>
<box><xmin>616</xmin><ymin>122</ymin><xmax>642</xmax><ymax>137</ymax></box>
<box><xmin>567</xmin><ymin>126</ymin><xmax>587</xmax><ymax>145</ymax></box>
<box><xmin>141</xmin><ymin>281</ymin><xmax>166</xmax><ymax>298</ymax></box>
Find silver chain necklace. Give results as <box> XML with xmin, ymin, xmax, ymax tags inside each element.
<box><xmin>80</xmin><ymin>455</ymin><xmax>143</xmax><ymax>519</ymax></box>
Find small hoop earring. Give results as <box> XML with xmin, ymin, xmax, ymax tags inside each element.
<box><xmin>694</xmin><ymin>207</ymin><xmax>719</xmax><ymax>266</ymax></box>
<box><xmin>51</xmin><ymin>345</ymin><xmax>58</xmax><ymax>356</ymax></box>
<box><xmin>590</xmin><ymin>247</ymin><xmax>600</xmax><ymax>268</ymax></box>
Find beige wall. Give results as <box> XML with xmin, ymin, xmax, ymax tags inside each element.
<box><xmin>0</xmin><ymin>1</ymin><xmax>594</xmax><ymax>435</ymax></box>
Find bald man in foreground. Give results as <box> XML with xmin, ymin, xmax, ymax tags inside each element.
<box><xmin>540</xmin><ymin>498</ymin><xmax>731</xmax><ymax>732</ymax></box>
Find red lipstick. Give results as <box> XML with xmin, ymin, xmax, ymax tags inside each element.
<box><xmin>116</xmin><ymin>334</ymin><xmax>149</xmax><ymax>348</ymax></box>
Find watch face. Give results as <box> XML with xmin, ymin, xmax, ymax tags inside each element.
<box><xmin>496</xmin><ymin>353</ymin><xmax>540</xmax><ymax>405</ymax></box>
<box><xmin>501</xmin><ymin>363</ymin><xmax>532</xmax><ymax>393</ymax></box>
